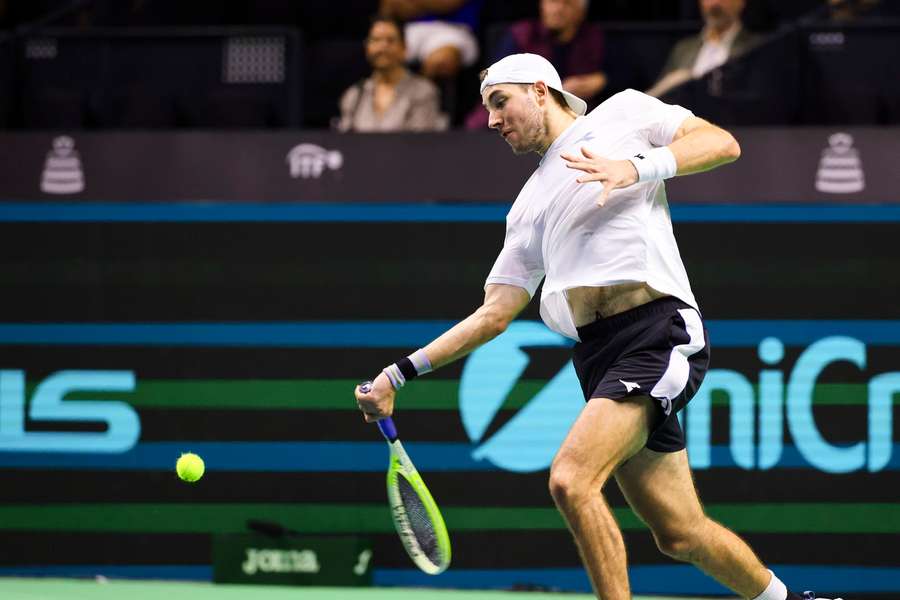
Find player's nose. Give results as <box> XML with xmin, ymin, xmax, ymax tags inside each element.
<box><xmin>488</xmin><ymin>110</ymin><xmax>502</xmax><ymax>130</ymax></box>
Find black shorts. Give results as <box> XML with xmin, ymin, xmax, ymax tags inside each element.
<box><xmin>572</xmin><ymin>296</ymin><xmax>710</xmax><ymax>453</ymax></box>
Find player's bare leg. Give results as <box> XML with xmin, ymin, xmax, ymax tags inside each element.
<box><xmin>549</xmin><ymin>396</ymin><xmax>656</xmax><ymax>600</ymax></box>
<box><xmin>615</xmin><ymin>447</ymin><xmax>772</xmax><ymax>598</ymax></box>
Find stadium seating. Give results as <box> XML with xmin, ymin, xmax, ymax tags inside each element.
<box><xmin>799</xmin><ymin>19</ymin><xmax>900</xmax><ymax>125</ymax></box>
<box><xmin>603</xmin><ymin>21</ymin><xmax>703</xmax><ymax>95</ymax></box>
<box><xmin>17</xmin><ymin>27</ymin><xmax>302</xmax><ymax>129</ymax></box>
<box><xmin>662</xmin><ymin>27</ymin><xmax>802</xmax><ymax>126</ymax></box>
<box><xmin>0</xmin><ymin>34</ymin><xmax>12</xmax><ymax>128</ymax></box>
<box><xmin>3</xmin><ymin>6</ymin><xmax>900</xmax><ymax>129</ymax></box>
<box><xmin>302</xmin><ymin>38</ymin><xmax>369</xmax><ymax>129</ymax></box>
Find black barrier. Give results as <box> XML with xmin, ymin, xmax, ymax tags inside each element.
<box><xmin>0</xmin><ymin>129</ymin><xmax>897</xmax><ymax>203</ymax></box>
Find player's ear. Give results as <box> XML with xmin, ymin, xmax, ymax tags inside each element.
<box><xmin>532</xmin><ymin>81</ymin><xmax>548</xmax><ymax>106</ymax></box>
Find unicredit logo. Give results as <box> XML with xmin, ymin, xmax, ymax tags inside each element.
<box><xmin>458</xmin><ymin>322</ymin><xmax>899</xmax><ymax>475</ymax></box>
<box><xmin>459</xmin><ymin>322</ymin><xmax>582</xmax><ymax>473</ymax></box>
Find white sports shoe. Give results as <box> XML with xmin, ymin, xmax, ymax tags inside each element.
<box><xmin>803</xmin><ymin>591</ymin><xmax>844</xmax><ymax>600</ymax></box>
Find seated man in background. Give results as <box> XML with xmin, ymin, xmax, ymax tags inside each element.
<box><xmin>826</xmin><ymin>0</ymin><xmax>898</xmax><ymax>20</ymax></box>
<box><xmin>379</xmin><ymin>0</ymin><xmax>482</xmax><ymax>79</ymax></box>
<box><xmin>465</xmin><ymin>0</ymin><xmax>605</xmax><ymax>129</ymax></box>
<box><xmin>336</xmin><ymin>15</ymin><xmax>448</xmax><ymax>132</ymax></box>
<box><xmin>647</xmin><ymin>0</ymin><xmax>761</xmax><ymax>98</ymax></box>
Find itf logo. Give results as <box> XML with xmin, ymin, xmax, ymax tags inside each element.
<box><xmin>286</xmin><ymin>143</ymin><xmax>343</xmax><ymax>179</ymax></box>
<box><xmin>459</xmin><ymin>322</ymin><xmax>899</xmax><ymax>474</ymax></box>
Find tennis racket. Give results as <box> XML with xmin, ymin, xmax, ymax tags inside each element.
<box><xmin>360</xmin><ymin>381</ymin><xmax>451</xmax><ymax>575</ymax></box>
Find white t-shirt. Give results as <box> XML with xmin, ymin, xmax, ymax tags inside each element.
<box><xmin>485</xmin><ymin>89</ymin><xmax>699</xmax><ymax>341</ymax></box>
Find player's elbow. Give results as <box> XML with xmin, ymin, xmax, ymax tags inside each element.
<box><xmin>721</xmin><ymin>131</ymin><xmax>741</xmax><ymax>163</ymax></box>
<box><xmin>476</xmin><ymin>305</ymin><xmax>512</xmax><ymax>340</ymax></box>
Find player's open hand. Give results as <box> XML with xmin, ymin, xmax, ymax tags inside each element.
<box><xmin>355</xmin><ymin>372</ymin><xmax>395</xmax><ymax>423</ymax></box>
<box><xmin>560</xmin><ymin>146</ymin><xmax>639</xmax><ymax>206</ymax></box>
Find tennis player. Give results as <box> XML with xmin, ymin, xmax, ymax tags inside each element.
<box><xmin>356</xmin><ymin>53</ymin><xmax>839</xmax><ymax>600</ymax></box>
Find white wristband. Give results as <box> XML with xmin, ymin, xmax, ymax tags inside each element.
<box><xmin>409</xmin><ymin>349</ymin><xmax>433</xmax><ymax>375</ymax></box>
<box><xmin>382</xmin><ymin>349</ymin><xmax>433</xmax><ymax>392</ymax></box>
<box><xmin>382</xmin><ymin>364</ymin><xmax>405</xmax><ymax>391</ymax></box>
<box><xmin>628</xmin><ymin>146</ymin><xmax>677</xmax><ymax>182</ymax></box>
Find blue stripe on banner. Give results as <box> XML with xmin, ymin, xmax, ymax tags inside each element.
<box><xmin>672</xmin><ymin>204</ymin><xmax>900</xmax><ymax>223</ymax></box>
<box><xmin>1</xmin><ymin>202</ymin><xmax>900</xmax><ymax>223</ymax></box>
<box><xmin>1</xmin><ymin>320</ymin><xmax>900</xmax><ymax>347</ymax></box>
<box><xmin>1</xmin><ymin>564</ymin><xmax>897</xmax><ymax>593</ymax></box>
<box><xmin>1</xmin><ymin>442</ymin><xmax>900</xmax><ymax>471</ymax></box>
<box><xmin>708</xmin><ymin>320</ymin><xmax>900</xmax><ymax>346</ymax></box>
<box><xmin>376</xmin><ymin>565</ymin><xmax>900</xmax><ymax>594</ymax></box>
<box><xmin>0</xmin><ymin>322</ymin><xmax>454</xmax><ymax>348</ymax></box>
<box><xmin>0</xmin><ymin>441</ymin><xmax>493</xmax><ymax>471</ymax></box>
<box><xmin>0</xmin><ymin>202</ymin><xmax>510</xmax><ymax>223</ymax></box>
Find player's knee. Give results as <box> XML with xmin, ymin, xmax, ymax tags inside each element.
<box><xmin>652</xmin><ymin>521</ymin><xmax>705</xmax><ymax>562</ymax></box>
<box><xmin>548</xmin><ymin>458</ymin><xmax>604</xmax><ymax>509</ymax></box>
<box><xmin>548</xmin><ymin>465</ymin><xmax>579</xmax><ymax>508</ymax></box>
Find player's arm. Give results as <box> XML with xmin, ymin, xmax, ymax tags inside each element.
<box><xmin>667</xmin><ymin>116</ymin><xmax>741</xmax><ymax>176</ymax></box>
<box><xmin>355</xmin><ymin>283</ymin><xmax>530</xmax><ymax>422</ymax></box>
<box><xmin>561</xmin><ymin>111</ymin><xmax>740</xmax><ymax>205</ymax></box>
<box><xmin>423</xmin><ymin>283</ymin><xmax>530</xmax><ymax>369</ymax></box>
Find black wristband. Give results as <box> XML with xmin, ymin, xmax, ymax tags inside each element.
<box><xmin>396</xmin><ymin>357</ymin><xmax>418</xmax><ymax>382</ymax></box>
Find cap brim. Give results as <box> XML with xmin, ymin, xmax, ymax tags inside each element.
<box><xmin>560</xmin><ymin>90</ymin><xmax>587</xmax><ymax>116</ymax></box>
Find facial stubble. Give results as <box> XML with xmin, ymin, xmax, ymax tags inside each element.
<box><xmin>510</xmin><ymin>96</ymin><xmax>552</xmax><ymax>156</ymax></box>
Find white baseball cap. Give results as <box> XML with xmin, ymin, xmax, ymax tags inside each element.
<box><xmin>480</xmin><ymin>53</ymin><xmax>587</xmax><ymax>116</ymax></box>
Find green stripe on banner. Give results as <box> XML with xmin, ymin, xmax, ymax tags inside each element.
<box><xmin>0</xmin><ymin>503</ymin><xmax>897</xmax><ymax>534</ymax></box>
<box><xmin>68</xmin><ymin>380</ymin><xmax>549</xmax><ymax>410</ymax></box>
<box><xmin>51</xmin><ymin>381</ymin><xmax>885</xmax><ymax>410</ymax></box>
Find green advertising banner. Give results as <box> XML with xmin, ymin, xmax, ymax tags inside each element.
<box><xmin>212</xmin><ymin>533</ymin><xmax>372</xmax><ymax>587</ymax></box>
<box><xmin>0</xmin><ymin>203</ymin><xmax>898</xmax><ymax>598</ymax></box>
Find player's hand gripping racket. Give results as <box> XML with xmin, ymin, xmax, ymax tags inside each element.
<box><xmin>359</xmin><ymin>381</ymin><xmax>451</xmax><ymax>574</ymax></box>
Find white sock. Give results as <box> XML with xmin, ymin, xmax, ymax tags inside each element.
<box><xmin>751</xmin><ymin>570</ymin><xmax>788</xmax><ymax>600</ymax></box>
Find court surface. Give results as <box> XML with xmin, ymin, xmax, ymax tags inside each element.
<box><xmin>0</xmin><ymin>578</ymin><xmax>724</xmax><ymax>600</ymax></box>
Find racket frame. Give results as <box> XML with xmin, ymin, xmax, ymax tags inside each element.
<box><xmin>380</xmin><ymin>417</ymin><xmax>451</xmax><ymax>575</ymax></box>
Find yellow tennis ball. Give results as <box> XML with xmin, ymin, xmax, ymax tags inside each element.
<box><xmin>176</xmin><ymin>452</ymin><xmax>205</xmax><ymax>482</ymax></box>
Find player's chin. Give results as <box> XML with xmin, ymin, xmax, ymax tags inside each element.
<box><xmin>509</xmin><ymin>141</ymin><xmax>531</xmax><ymax>155</ymax></box>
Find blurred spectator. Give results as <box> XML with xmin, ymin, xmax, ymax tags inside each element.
<box><xmin>379</xmin><ymin>0</ymin><xmax>482</xmax><ymax>79</ymax></box>
<box><xmin>647</xmin><ymin>0</ymin><xmax>761</xmax><ymax>98</ymax></box>
<box><xmin>465</xmin><ymin>0</ymin><xmax>605</xmax><ymax>129</ymax></box>
<box><xmin>826</xmin><ymin>0</ymin><xmax>897</xmax><ymax>20</ymax></box>
<box><xmin>335</xmin><ymin>16</ymin><xmax>448</xmax><ymax>132</ymax></box>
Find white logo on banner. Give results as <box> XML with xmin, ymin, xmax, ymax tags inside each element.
<box><xmin>41</xmin><ymin>136</ymin><xmax>85</xmax><ymax>194</ymax></box>
<box><xmin>286</xmin><ymin>143</ymin><xmax>343</xmax><ymax>179</ymax></box>
<box><xmin>815</xmin><ymin>132</ymin><xmax>865</xmax><ymax>194</ymax></box>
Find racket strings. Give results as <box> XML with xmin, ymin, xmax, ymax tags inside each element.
<box><xmin>397</xmin><ymin>474</ymin><xmax>443</xmax><ymax>566</ymax></box>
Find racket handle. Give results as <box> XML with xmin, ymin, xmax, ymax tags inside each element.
<box><xmin>359</xmin><ymin>381</ymin><xmax>399</xmax><ymax>441</ymax></box>
<box><xmin>376</xmin><ymin>417</ymin><xmax>398</xmax><ymax>442</ymax></box>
